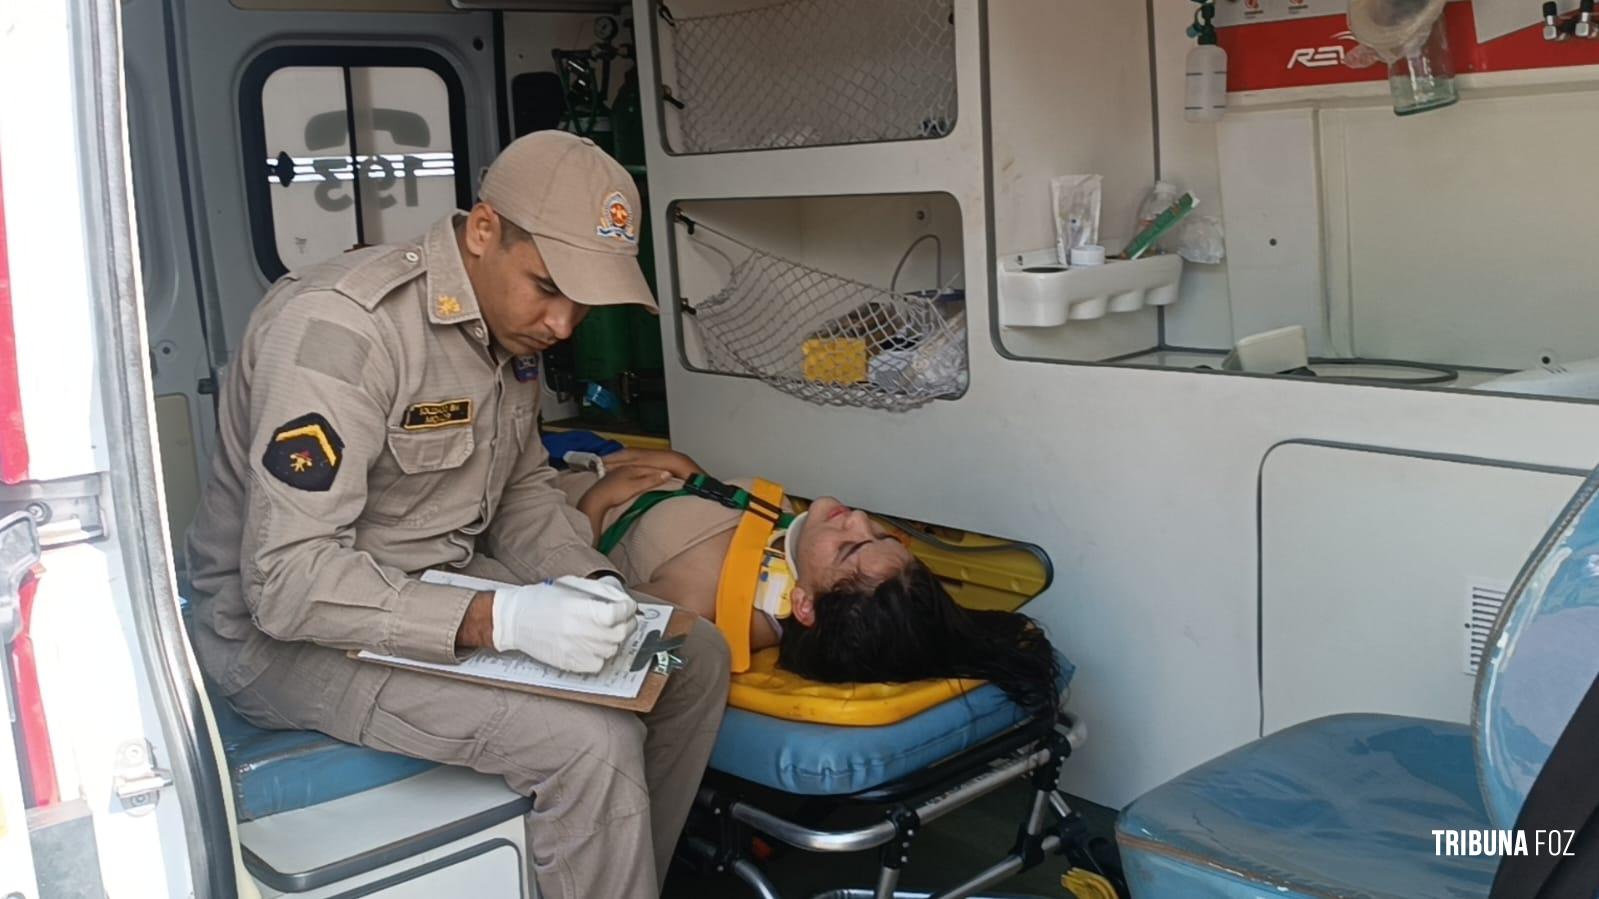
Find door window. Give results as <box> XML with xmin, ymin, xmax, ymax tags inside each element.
<box><xmin>242</xmin><ymin>49</ymin><xmax>470</xmax><ymax>278</ymax></box>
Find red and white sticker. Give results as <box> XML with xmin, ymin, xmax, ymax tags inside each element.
<box><xmin>1216</xmin><ymin>0</ymin><xmax>1599</xmax><ymax>93</ymax></box>
<box><xmin>1214</xmin><ymin>0</ymin><xmax>1348</xmax><ymax>28</ymax></box>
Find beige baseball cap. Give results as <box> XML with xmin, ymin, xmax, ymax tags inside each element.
<box><xmin>478</xmin><ymin>131</ymin><xmax>657</xmax><ymax>311</ymax></box>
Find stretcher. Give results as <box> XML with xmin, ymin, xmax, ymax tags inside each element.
<box><xmin>678</xmin><ymin>650</ymin><xmax>1110</xmax><ymax>899</ymax></box>
<box><xmin>211</xmin><ymin>648</ymin><xmax>1103</xmax><ymax>897</ymax></box>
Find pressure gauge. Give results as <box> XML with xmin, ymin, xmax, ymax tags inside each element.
<box><xmin>595</xmin><ymin>16</ymin><xmax>619</xmax><ymax>42</ymax></box>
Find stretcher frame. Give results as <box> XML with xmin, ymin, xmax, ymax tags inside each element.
<box><xmin>678</xmin><ymin>706</ymin><xmax>1104</xmax><ymax>899</ymax></box>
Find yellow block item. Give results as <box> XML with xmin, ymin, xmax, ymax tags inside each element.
<box><xmin>716</xmin><ymin>478</ymin><xmax>786</xmax><ymax>673</ymax></box>
<box><xmin>802</xmin><ymin>337</ymin><xmax>868</xmax><ymax>384</ymax></box>
<box><xmin>728</xmin><ymin>648</ymin><xmax>987</xmax><ymax>726</ymax></box>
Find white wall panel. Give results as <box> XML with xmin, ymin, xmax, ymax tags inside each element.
<box><xmin>1327</xmin><ymin>92</ymin><xmax>1599</xmax><ymax>370</ymax></box>
<box><xmin>1260</xmin><ymin>443</ymin><xmax>1580</xmax><ymax>735</ymax></box>
<box><xmin>1217</xmin><ymin>109</ymin><xmax>1328</xmax><ymax>353</ymax></box>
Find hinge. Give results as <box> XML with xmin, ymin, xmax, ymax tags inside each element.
<box><xmin>0</xmin><ymin>473</ymin><xmax>106</xmax><ymax>547</ymax></box>
<box><xmin>112</xmin><ymin>739</ymin><xmax>174</xmax><ymax>816</ymax></box>
<box><xmin>0</xmin><ymin>511</ymin><xmax>41</xmax><ymax>645</ymax></box>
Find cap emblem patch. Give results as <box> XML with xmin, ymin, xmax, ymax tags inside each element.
<box><xmin>596</xmin><ymin>191</ymin><xmax>639</xmax><ymax>244</ymax></box>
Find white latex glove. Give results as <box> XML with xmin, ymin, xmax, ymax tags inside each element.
<box><xmin>491</xmin><ymin>576</ymin><xmax>639</xmax><ymax>673</ymax></box>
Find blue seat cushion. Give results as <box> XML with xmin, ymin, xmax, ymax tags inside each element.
<box><xmin>214</xmin><ymin>696</ymin><xmax>436</xmax><ymax>821</ymax></box>
<box><xmin>1117</xmin><ymin>714</ymin><xmax>1498</xmax><ymax>899</ymax></box>
<box><xmin>709</xmin><ymin>658</ymin><xmax>1074</xmax><ymax>796</ymax></box>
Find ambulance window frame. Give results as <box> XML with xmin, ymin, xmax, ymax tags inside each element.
<box><xmin>239</xmin><ymin>46</ymin><xmax>472</xmax><ymax>281</ymax></box>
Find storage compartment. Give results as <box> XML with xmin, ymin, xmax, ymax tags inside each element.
<box><xmin>239</xmin><ymin>761</ymin><xmax>530</xmax><ymax>895</ymax></box>
<box><xmin>655</xmin><ymin>0</ymin><xmax>958</xmax><ymax>154</ymax></box>
<box><xmin>670</xmin><ymin>193</ymin><xmax>966</xmax><ymax>411</ymax></box>
<box><xmin>240</xmin><ymin>767</ymin><xmax>530</xmax><ymax>897</ymax></box>
<box><xmin>998</xmin><ymin>246</ymin><xmax>1183</xmax><ymax>328</ymax></box>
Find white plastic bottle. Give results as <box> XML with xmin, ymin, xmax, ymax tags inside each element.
<box><xmin>1185</xmin><ymin>41</ymin><xmax>1228</xmax><ymax>123</ymax></box>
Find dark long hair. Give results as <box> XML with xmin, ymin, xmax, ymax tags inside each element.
<box><xmin>776</xmin><ymin>561</ymin><xmax>1061</xmax><ymax>714</ymax></box>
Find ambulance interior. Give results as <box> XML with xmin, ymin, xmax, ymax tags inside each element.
<box><xmin>17</xmin><ymin>0</ymin><xmax>1599</xmax><ymax>897</ymax></box>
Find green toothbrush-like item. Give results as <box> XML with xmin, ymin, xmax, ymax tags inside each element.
<box><xmin>1123</xmin><ymin>192</ymin><xmax>1198</xmax><ymax>260</ymax></box>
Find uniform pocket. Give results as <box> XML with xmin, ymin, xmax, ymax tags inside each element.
<box><xmin>386</xmin><ymin>427</ymin><xmax>474</xmax><ymax>474</ymax></box>
<box><xmin>361</xmin><ymin>676</ymin><xmax>498</xmax><ymax>764</ymax></box>
<box><xmin>363</xmin><ymin>707</ymin><xmax>480</xmax><ymax>764</ymax></box>
<box><xmin>366</xmin><ymin>427</ymin><xmax>477</xmax><ymax>525</ymax></box>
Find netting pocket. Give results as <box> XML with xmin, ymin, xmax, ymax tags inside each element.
<box><xmin>664</xmin><ymin>0</ymin><xmax>958</xmax><ymax>154</ymax></box>
<box><xmin>689</xmin><ymin>246</ymin><xmax>967</xmax><ymax>412</ymax></box>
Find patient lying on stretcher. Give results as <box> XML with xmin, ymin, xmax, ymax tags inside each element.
<box><xmin>556</xmin><ymin>448</ymin><xmax>1060</xmax><ymax>713</ymax></box>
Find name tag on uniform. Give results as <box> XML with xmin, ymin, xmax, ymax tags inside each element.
<box><xmin>402</xmin><ymin>398</ymin><xmax>472</xmax><ymax>430</ymax></box>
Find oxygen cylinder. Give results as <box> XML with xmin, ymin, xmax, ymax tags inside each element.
<box><xmin>1185</xmin><ymin>41</ymin><xmax>1227</xmax><ymax>123</ymax></box>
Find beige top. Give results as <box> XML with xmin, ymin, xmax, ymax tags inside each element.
<box><xmin>188</xmin><ymin>215</ymin><xmax>613</xmax><ymax>696</ymax></box>
<box><xmin>558</xmin><ymin>473</ymin><xmax>772</xmax><ymax>585</ymax></box>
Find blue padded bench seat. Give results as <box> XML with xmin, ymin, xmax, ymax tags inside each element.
<box><xmin>1117</xmin><ymin>713</ymin><xmax>1498</xmax><ymax>899</ymax></box>
<box><xmin>220</xmin><ymin>683</ymin><xmax>1040</xmax><ymax>818</ymax></box>
<box><xmin>709</xmin><ymin>659</ymin><xmax>1075</xmax><ymax>796</ymax></box>
<box><xmin>214</xmin><ymin>695</ymin><xmax>436</xmax><ymax>821</ymax></box>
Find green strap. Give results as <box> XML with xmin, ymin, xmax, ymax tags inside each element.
<box><xmin>597</xmin><ymin>488</ymin><xmax>688</xmax><ymax>554</ymax></box>
<box><xmin>595</xmin><ymin>473</ymin><xmax>795</xmax><ymax>555</ymax></box>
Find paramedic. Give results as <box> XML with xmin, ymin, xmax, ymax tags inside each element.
<box><xmin>186</xmin><ymin>131</ymin><xmax>730</xmax><ymax>899</ymax></box>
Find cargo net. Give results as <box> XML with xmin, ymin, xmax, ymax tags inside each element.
<box><xmin>664</xmin><ymin>0</ymin><xmax>958</xmax><ymax>154</ymax></box>
<box><xmin>685</xmin><ymin>221</ymin><xmax>967</xmax><ymax>412</ymax></box>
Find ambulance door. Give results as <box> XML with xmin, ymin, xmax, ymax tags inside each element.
<box><xmin>127</xmin><ymin>0</ymin><xmax>503</xmax><ymax>552</ymax></box>
<box><xmin>4</xmin><ymin>0</ymin><xmax>240</xmax><ymax>895</ymax></box>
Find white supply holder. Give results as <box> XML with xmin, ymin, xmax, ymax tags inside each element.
<box><xmin>997</xmin><ymin>245</ymin><xmax>1184</xmax><ymax>328</ymax></box>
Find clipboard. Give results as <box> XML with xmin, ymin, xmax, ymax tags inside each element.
<box><xmin>353</xmin><ymin>608</ymin><xmax>693</xmax><ymax>714</ymax></box>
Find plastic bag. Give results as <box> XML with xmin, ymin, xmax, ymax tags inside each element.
<box><xmin>1131</xmin><ymin>181</ymin><xmax>1223</xmax><ymax>263</ymax></box>
<box><xmin>1170</xmin><ymin>214</ymin><xmax>1225</xmax><ymax>265</ymax></box>
<box><xmin>868</xmin><ymin>311</ymin><xmax>968</xmax><ymax>397</ymax></box>
<box><xmin>1051</xmin><ymin>174</ymin><xmax>1102</xmax><ymax>265</ymax></box>
<box><xmin>1347</xmin><ymin>0</ymin><xmax>1446</xmax><ymax>63</ymax></box>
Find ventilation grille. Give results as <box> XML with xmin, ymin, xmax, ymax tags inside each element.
<box><xmin>1465</xmin><ymin>580</ymin><xmax>1511</xmax><ymax>676</ymax></box>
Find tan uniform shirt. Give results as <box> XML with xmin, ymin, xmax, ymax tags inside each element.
<box><xmin>188</xmin><ymin>215</ymin><xmax>613</xmax><ymax>698</ymax></box>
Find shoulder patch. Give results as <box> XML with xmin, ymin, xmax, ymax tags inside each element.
<box><xmin>263</xmin><ymin>413</ymin><xmax>345</xmax><ymax>491</ymax></box>
<box><xmin>330</xmin><ymin>245</ymin><xmax>427</xmax><ymax>310</ymax></box>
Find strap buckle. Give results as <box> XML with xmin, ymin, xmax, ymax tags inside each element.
<box><xmin>684</xmin><ymin>474</ymin><xmax>783</xmax><ymax>524</ymax></box>
<box><xmin>632</xmin><ymin>630</ymin><xmax>687</xmax><ymax>672</ymax></box>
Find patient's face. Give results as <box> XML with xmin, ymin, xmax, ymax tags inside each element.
<box><xmin>793</xmin><ymin>497</ymin><xmax>914</xmax><ymax>594</ymax></box>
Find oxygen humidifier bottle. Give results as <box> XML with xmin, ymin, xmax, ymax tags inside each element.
<box><xmin>1185</xmin><ymin>41</ymin><xmax>1227</xmax><ymax>122</ymax></box>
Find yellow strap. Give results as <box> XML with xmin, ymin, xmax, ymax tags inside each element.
<box><xmin>715</xmin><ymin>478</ymin><xmax>785</xmax><ymax>673</ymax></box>
<box><xmin>1062</xmin><ymin>869</ymin><xmax>1119</xmax><ymax>899</ymax></box>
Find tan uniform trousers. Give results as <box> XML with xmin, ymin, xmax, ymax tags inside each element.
<box><xmin>226</xmin><ymin>561</ymin><xmax>730</xmax><ymax>899</ymax></box>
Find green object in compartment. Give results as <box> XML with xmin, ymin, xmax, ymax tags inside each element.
<box><xmin>612</xmin><ymin>69</ymin><xmax>646</xmax><ymax>168</ymax></box>
<box><xmin>629</xmin><ymin>306</ymin><xmax>664</xmax><ymax>371</ymax></box>
<box><xmin>574</xmin><ymin>306</ymin><xmax>632</xmax><ymax>383</ymax></box>
<box><xmin>1124</xmin><ymin>192</ymin><xmax>1197</xmax><ymax>260</ymax></box>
